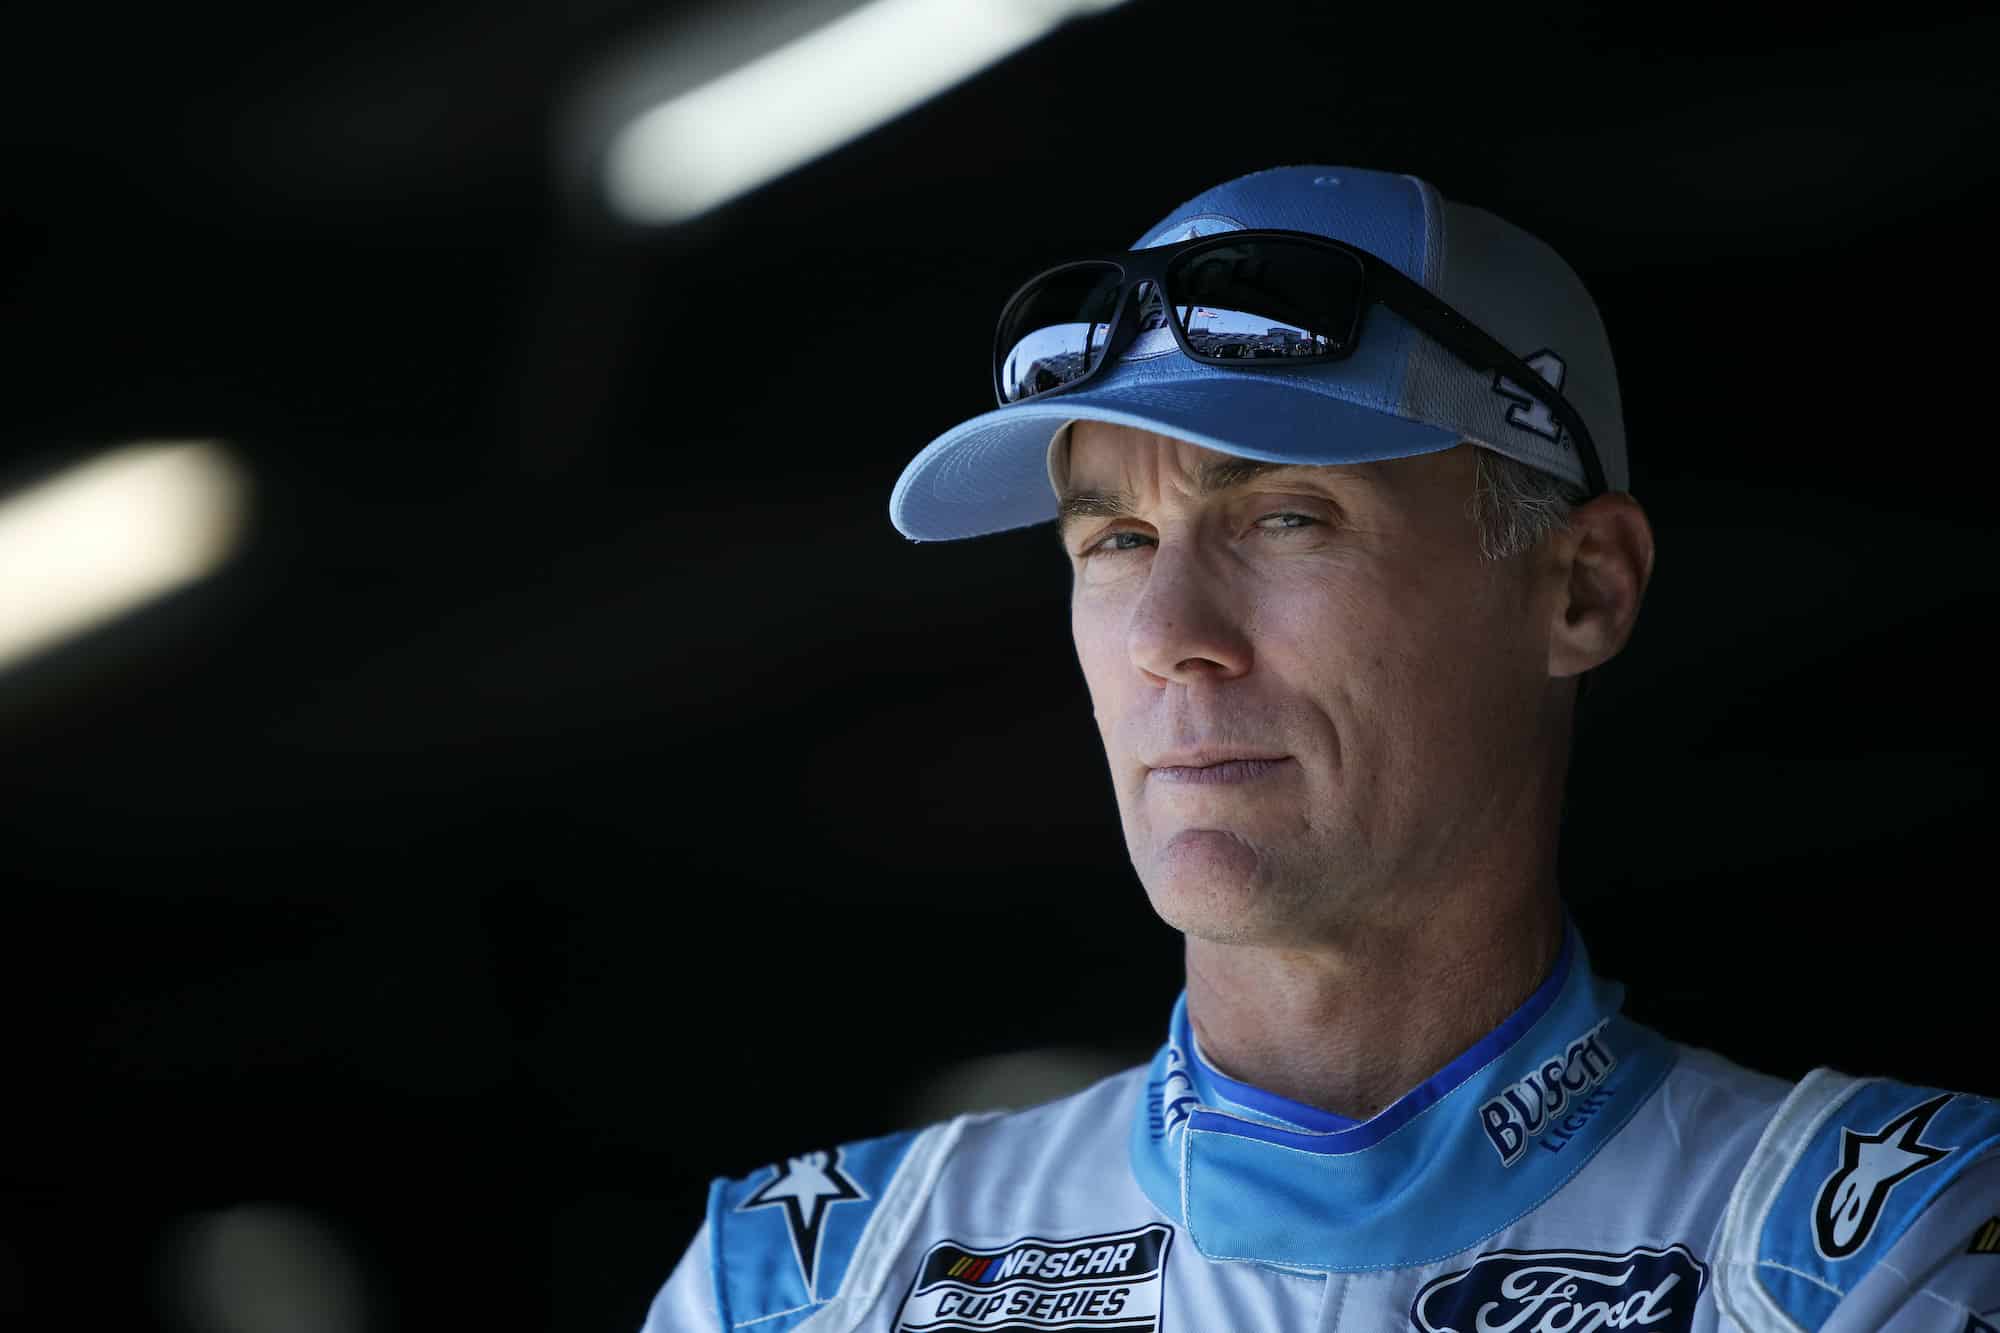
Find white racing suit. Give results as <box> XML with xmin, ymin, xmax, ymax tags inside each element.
<box><xmin>641</xmin><ymin>924</ymin><xmax>2000</xmax><ymax>1331</ymax></box>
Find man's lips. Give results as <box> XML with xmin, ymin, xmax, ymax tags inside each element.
<box><xmin>1146</xmin><ymin>753</ymin><xmax>1292</xmax><ymax>785</ymax></box>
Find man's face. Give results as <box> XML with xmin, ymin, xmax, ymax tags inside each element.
<box><xmin>1061</xmin><ymin>422</ymin><xmax>1568</xmax><ymax>947</ymax></box>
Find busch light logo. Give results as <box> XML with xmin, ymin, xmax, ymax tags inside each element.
<box><xmin>1411</xmin><ymin>1245</ymin><xmax>1708</xmax><ymax>1333</ymax></box>
<box><xmin>1479</xmin><ymin>1019</ymin><xmax>1617</xmax><ymax>1167</ymax></box>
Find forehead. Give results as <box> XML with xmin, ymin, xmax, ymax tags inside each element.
<box><xmin>1061</xmin><ymin>420</ymin><xmax>1376</xmax><ymax>495</ymax></box>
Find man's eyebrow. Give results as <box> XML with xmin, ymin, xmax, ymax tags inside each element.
<box><xmin>1056</xmin><ymin>488</ymin><xmax>1135</xmax><ymax>524</ymax></box>
<box><xmin>1055</xmin><ymin>460</ymin><xmax>1348</xmax><ymax>541</ymax></box>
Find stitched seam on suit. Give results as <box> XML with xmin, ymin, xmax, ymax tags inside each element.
<box><xmin>735</xmin><ymin>1301</ymin><xmax>821</xmax><ymax>1328</ymax></box>
<box><xmin>1754</xmin><ymin>1259</ymin><xmax>1844</xmax><ymax>1298</ymax></box>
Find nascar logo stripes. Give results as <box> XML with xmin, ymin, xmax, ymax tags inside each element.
<box><xmin>943</xmin><ymin>1254</ymin><xmax>1000</xmax><ymax>1283</ymax></box>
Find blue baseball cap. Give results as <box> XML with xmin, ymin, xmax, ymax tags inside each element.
<box><xmin>888</xmin><ymin>164</ymin><xmax>1626</xmax><ymax>542</ymax></box>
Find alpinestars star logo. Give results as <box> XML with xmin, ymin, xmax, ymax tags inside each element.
<box><xmin>1492</xmin><ymin>349</ymin><xmax>1570</xmax><ymax>448</ymax></box>
<box><xmin>1813</xmin><ymin>1092</ymin><xmax>1955</xmax><ymax>1261</ymax></box>
<box><xmin>738</xmin><ymin>1148</ymin><xmax>866</xmax><ymax>1298</ymax></box>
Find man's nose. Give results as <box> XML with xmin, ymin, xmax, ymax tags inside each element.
<box><xmin>1126</xmin><ymin>546</ymin><xmax>1252</xmax><ymax>686</ymax></box>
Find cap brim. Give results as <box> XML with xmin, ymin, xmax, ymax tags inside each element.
<box><xmin>889</xmin><ymin>375</ymin><xmax>1461</xmax><ymax>541</ymax></box>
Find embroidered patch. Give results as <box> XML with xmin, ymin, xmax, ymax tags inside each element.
<box><xmin>735</xmin><ymin>1148</ymin><xmax>866</xmax><ymax>1300</ymax></box>
<box><xmin>1477</xmin><ymin>1018</ymin><xmax>1617</xmax><ymax>1166</ymax></box>
<box><xmin>1412</xmin><ymin>1244</ymin><xmax>1708</xmax><ymax>1333</ymax></box>
<box><xmin>1812</xmin><ymin>1092</ymin><xmax>1954</xmax><ymax>1261</ymax></box>
<box><xmin>894</xmin><ymin>1224</ymin><xmax>1171</xmax><ymax>1331</ymax></box>
<box><xmin>1491</xmin><ymin>348</ymin><xmax>1571</xmax><ymax>448</ymax></box>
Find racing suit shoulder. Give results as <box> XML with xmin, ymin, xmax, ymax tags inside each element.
<box><xmin>1655</xmin><ymin>1041</ymin><xmax>1793</xmax><ymax>1185</ymax></box>
<box><xmin>643</xmin><ymin>1066</ymin><xmax>1152</xmax><ymax>1333</ymax></box>
<box><xmin>1567</xmin><ymin>1040</ymin><xmax>1787</xmax><ymax>1256</ymax></box>
<box><xmin>1712</xmin><ymin>1068</ymin><xmax>2000</xmax><ymax>1332</ymax></box>
<box><xmin>1669</xmin><ymin>1041</ymin><xmax>1795</xmax><ymax>1106</ymax></box>
<box><xmin>654</xmin><ymin>1121</ymin><xmax>943</xmax><ymax>1333</ymax></box>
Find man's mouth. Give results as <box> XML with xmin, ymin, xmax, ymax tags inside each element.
<box><xmin>1146</xmin><ymin>756</ymin><xmax>1291</xmax><ymax>785</ymax></box>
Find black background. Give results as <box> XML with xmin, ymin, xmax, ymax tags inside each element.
<box><xmin>1</xmin><ymin>2</ymin><xmax>1994</xmax><ymax>1330</ymax></box>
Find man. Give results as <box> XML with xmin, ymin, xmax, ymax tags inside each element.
<box><xmin>640</xmin><ymin>166</ymin><xmax>2000</xmax><ymax>1332</ymax></box>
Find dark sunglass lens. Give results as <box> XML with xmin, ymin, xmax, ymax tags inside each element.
<box><xmin>1168</xmin><ymin>240</ymin><xmax>1361</xmax><ymax>361</ymax></box>
<box><xmin>996</xmin><ymin>263</ymin><xmax>1124</xmax><ymax>402</ymax></box>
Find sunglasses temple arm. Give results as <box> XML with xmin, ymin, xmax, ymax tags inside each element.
<box><xmin>1367</xmin><ymin>268</ymin><xmax>1609</xmax><ymax>498</ymax></box>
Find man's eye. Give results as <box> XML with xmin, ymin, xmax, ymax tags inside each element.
<box><xmin>1083</xmin><ymin>529</ymin><xmax>1154</xmax><ymax>557</ymax></box>
<box><xmin>1256</xmin><ymin>512</ymin><xmax>1320</xmax><ymax>532</ymax></box>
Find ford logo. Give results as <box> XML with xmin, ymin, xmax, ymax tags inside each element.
<box><xmin>1411</xmin><ymin>1244</ymin><xmax>1708</xmax><ymax>1333</ymax></box>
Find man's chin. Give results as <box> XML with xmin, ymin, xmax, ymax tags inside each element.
<box><xmin>1155</xmin><ymin>827</ymin><xmax>1261</xmax><ymax>881</ymax></box>
<box><xmin>1140</xmin><ymin>829</ymin><xmax>1293</xmax><ymax>944</ymax></box>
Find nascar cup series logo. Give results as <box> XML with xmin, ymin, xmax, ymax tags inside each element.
<box><xmin>1479</xmin><ymin>1019</ymin><xmax>1617</xmax><ymax>1167</ymax></box>
<box><xmin>895</xmin><ymin>1224</ymin><xmax>1171</xmax><ymax>1331</ymax></box>
<box><xmin>1411</xmin><ymin>1245</ymin><xmax>1709</xmax><ymax>1333</ymax></box>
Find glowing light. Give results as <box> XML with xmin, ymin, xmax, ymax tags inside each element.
<box><xmin>160</xmin><ymin>1204</ymin><xmax>370</xmax><ymax>1333</ymax></box>
<box><xmin>904</xmin><ymin>1046</ymin><xmax>1130</xmax><ymax>1123</ymax></box>
<box><xmin>0</xmin><ymin>441</ymin><xmax>249</xmax><ymax>672</ymax></box>
<box><xmin>605</xmin><ymin>0</ymin><xmax>1128</xmax><ymax>223</ymax></box>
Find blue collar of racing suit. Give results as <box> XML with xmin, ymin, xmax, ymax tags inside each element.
<box><xmin>1127</xmin><ymin>921</ymin><xmax>1677</xmax><ymax>1272</ymax></box>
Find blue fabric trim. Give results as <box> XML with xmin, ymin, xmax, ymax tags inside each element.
<box><xmin>809</xmin><ymin>1130</ymin><xmax>918</xmax><ymax>1303</ymax></box>
<box><xmin>1183</xmin><ymin>928</ymin><xmax>1572</xmax><ymax>1155</ymax></box>
<box><xmin>1754</xmin><ymin>1081</ymin><xmax>2000</xmax><ymax>1331</ymax></box>
<box><xmin>709</xmin><ymin>1127</ymin><xmax>921</xmax><ymax>1328</ymax></box>
<box><xmin>706</xmin><ymin>1176</ymin><xmax>733</xmax><ymax>1331</ymax></box>
<box><xmin>1130</xmin><ymin>920</ymin><xmax>1678</xmax><ymax>1271</ymax></box>
<box><xmin>1192</xmin><ymin>1035</ymin><xmax>1358</xmax><ymax>1133</ymax></box>
<box><xmin>1186</xmin><ymin>1012</ymin><xmax>1672</xmax><ymax>1270</ymax></box>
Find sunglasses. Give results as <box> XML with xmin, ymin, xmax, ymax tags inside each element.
<box><xmin>992</xmin><ymin>228</ymin><xmax>1607</xmax><ymax>499</ymax></box>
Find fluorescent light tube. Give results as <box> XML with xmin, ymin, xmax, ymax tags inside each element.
<box><xmin>605</xmin><ymin>0</ymin><xmax>1123</xmax><ymax>223</ymax></box>
<box><xmin>0</xmin><ymin>441</ymin><xmax>250</xmax><ymax>672</ymax></box>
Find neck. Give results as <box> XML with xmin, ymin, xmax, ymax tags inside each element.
<box><xmin>1183</xmin><ymin>890</ymin><xmax>1565</xmax><ymax>1122</ymax></box>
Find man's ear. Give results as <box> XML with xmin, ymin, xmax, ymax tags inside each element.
<box><xmin>1548</xmin><ymin>493</ymin><xmax>1655</xmax><ymax>679</ymax></box>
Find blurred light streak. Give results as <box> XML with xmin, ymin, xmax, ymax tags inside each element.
<box><xmin>0</xmin><ymin>441</ymin><xmax>248</xmax><ymax>672</ymax></box>
<box><xmin>604</xmin><ymin>0</ymin><xmax>1128</xmax><ymax>223</ymax></box>
<box><xmin>904</xmin><ymin>1046</ymin><xmax>1132</xmax><ymax>1123</ymax></box>
<box><xmin>160</xmin><ymin>1204</ymin><xmax>370</xmax><ymax>1333</ymax></box>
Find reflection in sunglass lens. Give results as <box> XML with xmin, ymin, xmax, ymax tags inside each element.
<box><xmin>996</xmin><ymin>263</ymin><xmax>1124</xmax><ymax>402</ymax></box>
<box><xmin>1167</xmin><ymin>240</ymin><xmax>1362</xmax><ymax>361</ymax></box>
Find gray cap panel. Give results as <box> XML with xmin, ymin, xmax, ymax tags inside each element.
<box><xmin>1403</xmin><ymin>201</ymin><xmax>1629</xmax><ymax>494</ymax></box>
